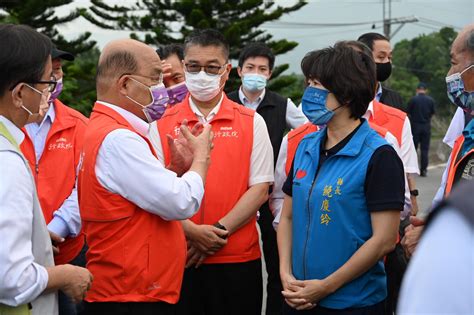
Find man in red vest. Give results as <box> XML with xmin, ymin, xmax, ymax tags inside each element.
<box><xmin>78</xmin><ymin>38</ymin><xmax>213</xmax><ymax>315</ymax></box>
<box><xmin>151</xmin><ymin>29</ymin><xmax>274</xmax><ymax>315</ymax></box>
<box><xmin>21</xmin><ymin>47</ymin><xmax>88</xmax><ymax>315</ymax></box>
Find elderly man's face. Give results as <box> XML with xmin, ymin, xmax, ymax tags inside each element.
<box><xmin>52</xmin><ymin>58</ymin><xmax>63</xmax><ymax>81</ymax></box>
<box><xmin>448</xmin><ymin>34</ymin><xmax>474</xmax><ymax>92</ymax></box>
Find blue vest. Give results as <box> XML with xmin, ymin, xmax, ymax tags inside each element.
<box><xmin>292</xmin><ymin>120</ymin><xmax>388</xmax><ymax>309</ymax></box>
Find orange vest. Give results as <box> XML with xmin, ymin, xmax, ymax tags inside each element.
<box><xmin>157</xmin><ymin>94</ymin><xmax>260</xmax><ymax>264</ymax></box>
<box><xmin>20</xmin><ymin>99</ymin><xmax>87</xmax><ymax>265</ymax></box>
<box><xmin>78</xmin><ymin>103</ymin><xmax>186</xmax><ymax>303</ymax></box>
<box><xmin>370</xmin><ymin>100</ymin><xmax>406</xmax><ymax>146</ymax></box>
<box><xmin>285</xmin><ymin>122</ymin><xmax>388</xmax><ymax>176</ymax></box>
<box><xmin>445</xmin><ymin>135</ymin><xmax>474</xmax><ymax>196</ymax></box>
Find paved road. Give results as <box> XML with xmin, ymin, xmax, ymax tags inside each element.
<box><xmin>260</xmin><ymin>163</ymin><xmax>448</xmax><ymax>314</ymax></box>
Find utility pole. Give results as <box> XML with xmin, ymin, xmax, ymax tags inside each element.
<box><xmin>382</xmin><ymin>0</ymin><xmax>417</xmax><ymax>39</ymax></box>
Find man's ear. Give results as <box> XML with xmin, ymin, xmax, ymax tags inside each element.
<box><xmin>267</xmin><ymin>70</ymin><xmax>273</xmax><ymax>80</ymax></box>
<box><xmin>117</xmin><ymin>75</ymin><xmax>129</xmax><ymax>97</ymax></box>
<box><xmin>11</xmin><ymin>84</ymin><xmax>25</xmax><ymax>109</ymax></box>
<box><xmin>237</xmin><ymin>66</ymin><xmax>243</xmax><ymax>78</ymax></box>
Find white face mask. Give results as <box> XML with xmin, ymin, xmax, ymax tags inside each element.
<box><xmin>185</xmin><ymin>70</ymin><xmax>226</xmax><ymax>102</ymax></box>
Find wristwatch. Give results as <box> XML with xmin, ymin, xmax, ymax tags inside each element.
<box><xmin>410</xmin><ymin>189</ymin><xmax>419</xmax><ymax>196</ymax></box>
<box><xmin>213</xmin><ymin>222</ymin><xmax>228</xmax><ymax>239</ymax></box>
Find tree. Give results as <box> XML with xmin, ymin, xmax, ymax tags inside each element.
<box><xmin>1</xmin><ymin>0</ymin><xmax>99</xmax><ymax>116</ymax></box>
<box><xmin>390</xmin><ymin>27</ymin><xmax>457</xmax><ymax>115</ymax></box>
<box><xmin>0</xmin><ymin>0</ymin><xmax>95</xmax><ymax>54</ymax></box>
<box><xmin>83</xmin><ymin>0</ymin><xmax>307</xmax><ymax>92</ymax></box>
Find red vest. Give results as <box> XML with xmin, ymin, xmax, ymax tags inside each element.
<box><xmin>78</xmin><ymin>103</ymin><xmax>186</xmax><ymax>303</ymax></box>
<box><xmin>157</xmin><ymin>94</ymin><xmax>260</xmax><ymax>264</ymax></box>
<box><xmin>20</xmin><ymin>99</ymin><xmax>87</xmax><ymax>265</ymax></box>
<box><xmin>445</xmin><ymin>135</ymin><xmax>474</xmax><ymax>196</ymax></box>
<box><xmin>370</xmin><ymin>100</ymin><xmax>406</xmax><ymax>146</ymax></box>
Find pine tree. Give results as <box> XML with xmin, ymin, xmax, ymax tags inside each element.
<box><xmin>83</xmin><ymin>0</ymin><xmax>307</xmax><ymax>91</ymax></box>
<box><xmin>0</xmin><ymin>0</ymin><xmax>95</xmax><ymax>54</ymax></box>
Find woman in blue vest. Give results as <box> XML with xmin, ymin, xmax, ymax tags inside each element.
<box><xmin>277</xmin><ymin>44</ymin><xmax>405</xmax><ymax>314</ymax></box>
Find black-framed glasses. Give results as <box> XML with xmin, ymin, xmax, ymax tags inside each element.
<box><xmin>28</xmin><ymin>76</ymin><xmax>57</xmax><ymax>93</ymax></box>
<box><xmin>184</xmin><ymin>63</ymin><xmax>227</xmax><ymax>76</ymax></box>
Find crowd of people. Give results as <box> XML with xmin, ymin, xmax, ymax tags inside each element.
<box><xmin>0</xmin><ymin>21</ymin><xmax>472</xmax><ymax>315</ymax></box>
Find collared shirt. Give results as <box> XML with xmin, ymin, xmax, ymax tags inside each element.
<box><xmin>364</xmin><ymin>101</ymin><xmax>420</xmax><ymax>174</ymax></box>
<box><xmin>24</xmin><ymin>103</ymin><xmax>80</xmax><ymax>238</ymax></box>
<box><xmin>238</xmin><ymin>87</ymin><xmax>308</xmax><ymax>129</ymax></box>
<box><xmin>398</xmin><ymin>209</ymin><xmax>474</xmax><ymax>314</ymax></box>
<box><xmin>95</xmin><ymin>101</ymin><xmax>205</xmax><ymax>220</ymax></box>
<box><xmin>375</xmin><ymin>83</ymin><xmax>383</xmax><ymax>102</ymax></box>
<box><xmin>25</xmin><ymin>104</ymin><xmax>55</xmax><ymax>162</ymax></box>
<box><xmin>270</xmin><ymin>126</ymin><xmax>411</xmax><ymax>229</ymax></box>
<box><xmin>0</xmin><ymin>115</ymin><xmax>49</xmax><ymax>306</ymax></box>
<box><xmin>149</xmin><ymin>94</ymin><xmax>275</xmax><ymax>186</ymax></box>
<box><xmin>443</xmin><ymin>107</ymin><xmax>466</xmax><ymax>148</ymax></box>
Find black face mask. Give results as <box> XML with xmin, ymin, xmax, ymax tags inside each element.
<box><xmin>376</xmin><ymin>62</ymin><xmax>392</xmax><ymax>82</ymax></box>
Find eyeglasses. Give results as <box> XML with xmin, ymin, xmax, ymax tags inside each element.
<box><xmin>28</xmin><ymin>76</ymin><xmax>57</xmax><ymax>93</ymax></box>
<box><xmin>184</xmin><ymin>63</ymin><xmax>227</xmax><ymax>76</ymax></box>
<box><xmin>123</xmin><ymin>73</ymin><xmax>163</xmax><ymax>85</ymax></box>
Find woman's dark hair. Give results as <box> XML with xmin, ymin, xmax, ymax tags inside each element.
<box><xmin>301</xmin><ymin>44</ymin><xmax>376</xmax><ymax>119</ymax></box>
<box><xmin>0</xmin><ymin>24</ymin><xmax>52</xmax><ymax>96</ymax></box>
<box><xmin>238</xmin><ymin>42</ymin><xmax>275</xmax><ymax>71</ymax></box>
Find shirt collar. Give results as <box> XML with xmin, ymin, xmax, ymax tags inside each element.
<box><xmin>0</xmin><ymin>115</ymin><xmax>25</xmax><ymax>145</ymax></box>
<box><xmin>375</xmin><ymin>83</ymin><xmax>383</xmax><ymax>102</ymax></box>
<box><xmin>238</xmin><ymin>87</ymin><xmax>265</xmax><ymax>107</ymax></box>
<box><xmin>96</xmin><ymin>101</ymin><xmax>150</xmax><ymax>136</ymax></box>
<box><xmin>37</xmin><ymin>102</ymin><xmax>56</xmax><ymax>128</ymax></box>
<box><xmin>188</xmin><ymin>94</ymin><xmax>224</xmax><ymax>123</ymax></box>
<box><xmin>364</xmin><ymin>100</ymin><xmax>375</xmax><ymax>120</ymax></box>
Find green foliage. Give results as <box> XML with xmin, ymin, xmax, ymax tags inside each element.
<box><xmin>60</xmin><ymin>48</ymin><xmax>100</xmax><ymax>116</ymax></box>
<box><xmin>84</xmin><ymin>0</ymin><xmax>307</xmax><ymax>93</ymax></box>
<box><xmin>390</xmin><ymin>27</ymin><xmax>457</xmax><ymax>115</ymax></box>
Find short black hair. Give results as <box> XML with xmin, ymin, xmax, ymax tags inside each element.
<box><xmin>238</xmin><ymin>42</ymin><xmax>275</xmax><ymax>70</ymax></box>
<box><xmin>184</xmin><ymin>29</ymin><xmax>229</xmax><ymax>60</ymax></box>
<box><xmin>357</xmin><ymin>32</ymin><xmax>389</xmax><ymax>51</ymax></box>
<box><xmin>156</xmin><ymin>43</ymin><xmax>184</xmax><ymax>60</ymax></box>
<box><xmin>301</xmin><ymin>45</ymin><xmax>376</xmax><ymax>119</ymax></box>
<box><xmin>96</xmin><ymin>50</ymin><xmax>138</xmax><ymax>94</ymax></box>
<box><xmin>0</xmin><ymin>24</ymin><xmax>52</xmax><ymax>97</ymax></box>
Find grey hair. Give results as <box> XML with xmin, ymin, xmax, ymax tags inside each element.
<box><xmin>467</xmin><ymin>29</ymin><xmax>474</xmax><ymax>54</ymax></box>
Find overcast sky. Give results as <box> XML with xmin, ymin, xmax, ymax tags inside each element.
<box><xmin>56</xmin><ymin>0</ymin><xmax>474</xmax><ymax>73</ymax></box>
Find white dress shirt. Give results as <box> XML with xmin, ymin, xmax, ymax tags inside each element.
<box><xmin>94</xmin><ymin>101</ymin><xmax>205</xmax><ymax>220</ymax></box>
<box><xmin>24</xmin><ymin>104</ymin><xmax>80</xmax><ymax>238</ymax></box>
<box><xmin>149</xmin><ymin>94</ymin><xmax>275</xmax><ymax>186</ymax></box>
<box><xmin>0</xmin><ymin>116</ymin><xmax>50</xmax><ymax>307</ymax></box>
<box><xmin>238</xmin><ymin>87</ymin><xmax>308</xmax><ymax>129</ymax></box>
<box><xmin>364</xmin><ymin>101</ymin><xmax>420</xmax><ymax>175</ymax></box>
<box><xmin>270</xmin><ymin>126</ymin><xmax>411</xmax><ymax>228</ymax></box>
<box><xmin>443</xmin><ymin>107</ymin><xmax>466</xmax><ymax>148</ymax></box>
<box><xmin>398</xmin><ymin>209</ymin><xmax>474</xmax><ymax>314</ymax></box>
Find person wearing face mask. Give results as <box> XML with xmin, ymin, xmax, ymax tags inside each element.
<box><xmin>357</xmin><ymin>32</ymin><xmax>404</xmax><ymax>111</ymax></box>
<box><xmin>277</xmin><ymin>45</ymin><xmax>405</xmax><ymax>314</ymax></box>
<box><xmin>156</xmin><ymin>44</ymin><xmax>189</xmax><ymax>106</ymax></box>
<box><xmin>400</xmin><ymin>24</ymin><xmax>474</xmax><ymax>261</ymax></box>
<box><xmin>398</xmin><ymin>25</ymin><xmax>474</xmax><ymax>314</ymax></box>
<box><xmin>20</xmin><ymin>46</ymin><xmax>88</xmax><ymax>315</ymax></box>
<box><xmin>152</xmin><ymin>29</ymin><xmax>274</xmax><ymax>315</ymax></box>
<box><xmin>0</xmin><ymin>24</ymin><xmax>93</xmax><ymax>315</ymax></box>
<box><xmin>77</xmin><ymin>38</ymin><xmax>213</xmax><ymax>315</ymax></box>
<box><xmin>227</xmin><ymin>42</ymin><xmax>307</xmax><ymax>315</ymax></box>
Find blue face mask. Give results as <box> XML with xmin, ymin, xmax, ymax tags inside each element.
<box><xmin>446</xmin><ymin>64</ymin><xmax>474</xmax><ymax>112</ymax></box>
<box><xmin>242</xmin><ymin>73</ymin><xmax>267</xmax><ymax>92</ymax></box>
<box><xmin>301</xmin><ymin>86</ymin><xmax>335</xmax><ymax>125</ymax></box>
